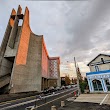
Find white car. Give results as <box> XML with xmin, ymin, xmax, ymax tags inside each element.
<box><xmin>68</xmin><ymin>85</ymin><xmax>71</xmax><ymax>88</ymax></box>
<box><xmin>60</xmin><ymin>86</ymin><xmax>65</xmax><ymax>90</ymax></box>
<box><xmin>55</xmin><ymin>87</ymin><xmax>60</xmax><ymax>91</ymax></box>
<box><xmin>48</xmin><ymin>86</ymin><xmax>55</xmax><ymax>92</ymax></box>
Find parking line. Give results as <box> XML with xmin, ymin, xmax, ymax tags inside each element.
<box><xmin>0</xmin><ymin>103</ymin><xmax>11</xmax><ymax>107</ymax></box>
<box><xmin>100</xmin><ymin>94</ymin><xmax>108</xmax><ymax>105</ymax></box>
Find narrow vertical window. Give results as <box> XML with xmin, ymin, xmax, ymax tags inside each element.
<box><xmin>95</xmin><ymin>65</ymin><xmax>99</xmax><ymax>72</ymax></box>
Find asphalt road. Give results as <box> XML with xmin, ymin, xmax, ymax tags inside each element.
<box><xmin>0</xmin><ymin>87</ymin><xmax>78</xmax><ymax>110</ymax></box>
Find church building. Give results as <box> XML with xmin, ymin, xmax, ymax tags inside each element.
<box><xmin>0</xmin><ymin>6</ymin><xmax>60</xmax><ymax>94</ymax></box>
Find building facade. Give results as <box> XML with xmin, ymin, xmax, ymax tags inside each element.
<box><xmin>86</xmin><ymin>54</ymin><xmax>110</xmax><ymax>93</ymax></box>
<box><xmin>0</xmin><ymin>6</ymin><xmax>60</xmax><ymax>94</ymax></box>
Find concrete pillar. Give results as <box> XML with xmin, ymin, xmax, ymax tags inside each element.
<box><xmin>42</xmin><ymin>78</ymin><xmax>44</xmax><ymax>90</ymax></box>
<box><xmin>108</xmin><ymin>78</ymin><xmax>110</xmax><ymax>84</ymax></box>
<box><xmin>100</xmin><ymin>78</ymin><xmax>107</xmax><ymax>92</ymax></box>
<box><xmin>44</xmin><ymin>78</ymin><xmax>47</xmax><ymax>89</ymax></box>
<box><xmin>51</xmin><ymin>106</ymin><xmax>56</xmax><ymax>110</ymax></box>
<box><xmin>61</xmin><ymin>101</ymin><xmax>65</xmax><ymax>107</ymax></box>
<box><xmin>48</xmin><ymin>80</ymin><xmax>49</xmax><ymax>88</ymax></box>
<box><xmin>8</xmin><ymin>5</ymin><xmax>22</xmax><ymax>48</ymax></box>
<box><xmin>46</xmin><ymin>78</ymin><xmax>48</xmax><ymax>88</ymax></box>
<box><xmin>0</xmin><ymin>9</ymin><xmax>16</xmax><ymax>61</ymax></box>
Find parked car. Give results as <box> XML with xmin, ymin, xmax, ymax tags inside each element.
<box><xmin>48</xmin><ymin>86</ymin><xmax>55</xmax><ymax>93</ymax></box>
<box><xmin>55</xmin><ymin>86</ymin><xmax>60</xmax><ymax>91</ymax></box>
<box><xmin>36</xmin><ymin>95</ymin><xmax>43</xmax><ymax>100</ymax></box>
<box><xmin>43</xmin><ymin>88</ymin><xmax>49</xmax><ymax>94</ymax></box>
<box><xmin>68</xmin><ymin>85</ymin><xmax>71</xmax><ymax>88</ymax></box>
<box><xmin>65</xmin><ymin>85</ymin><xmax>71</xmax><ymax>89</ymax></box>
<box><xmin>60</xmin><ymin>86</ymin><xmax>65</xmax><ymax>90</ymax></box>
<box><xmin>71</xmin><ymin>85</ymin><xmax>75</xmax><ymax>88</ymax></box>
<box><xmin>71</xmin><ymin>84</ymin><xmax>77</xmax><ymax>88</ymax></box>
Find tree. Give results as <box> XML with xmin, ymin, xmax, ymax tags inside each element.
<box><xmin>84</xmin><ymin>77</ymin><xmax>87</xmax><ymax>82</ymax></box>
<box><xmin>65</xmin><ymin>75</ymin><xmax>71</xmax><ymax>85</ymax></box>
<box><xmin>73</xmin><ymin>78</ymin><xmax>77</xmax><ymax>84</ymax></box>
<box><xmin>79</xmin><ymin>77</ymin><xmax>88</xmax><ymax>93</ymax></box>
<box><xmin>71</xmin><ymin>78</ymin><xmax>74</xmax><ymax>84</ymax></box>
<box><xmin>76</xmin><ymin>66</ymin><xmax>83</xmax><ymax>83</ymax></box>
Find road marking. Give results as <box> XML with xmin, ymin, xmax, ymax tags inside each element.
<box><xmin>100</xmin><ymin>94</ymin><xmax>108</xmax><ymax>105</ymax></box>
<box><xmin>1</xmin><ymin>88</ymin><xmax>77</xmax><ymax>110</ymax></box>
<box><xmin>35</xmin><ymin>89</ymin><xmax>77</xmax><ymax>108</ymax></box>
<box><xmin>26</xmin><ymin>88</ymin><xmax>78</xmax><ymax>109</ymax></box>
<box><xmin>0</xmin><ymin>95</ymin><xmax>36</xmax><ymax>105</ymax></box>
<box><xmin>0</xmin><ymin>87</ymin><xmax>77</xmax><ymax>106</ymax></box>
<box><xmin>0</xmin><ymin>87</ymin><xmax>77</xmax><ymax>105</ymax></box>
<box><xmin>0</xmin><ymin>103</ymin><xmax>11</xmax><ymax>106</ymax></box>
<box><xmin>1</xmin><ymin>99</ymin><xmax>36</xmax><ymax>110</ymax></box>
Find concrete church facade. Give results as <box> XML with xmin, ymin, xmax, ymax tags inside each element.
<box><xmin>0</xmin><ymin>6</ymin><xmax>60</xmax><ymax>94</ymax></box>
<box><xmin>86</xmin><ymin>54</ymin><xmax>110</xmax><ymax>93</ymax></box>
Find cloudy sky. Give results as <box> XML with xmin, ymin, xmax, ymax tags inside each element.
<box><xmin>0</xmin><ymin>0</ymin><xmax>110</xmax><ymax>77</ymax></box>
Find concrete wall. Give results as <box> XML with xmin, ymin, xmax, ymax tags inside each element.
<box><xmin>4</xmin><ymin>27</ymin><xmax>21</xmax><ymax>57</ymax></box>
<box><xmin>42</xmin><ymin>39</ymin><xmax>48</xmax><ymax>78</ymax></box>
<box><xmin>90</xmin><ymin>63</ymin><xmax>110</xmax><ymax>72</ymax></box>
<box><xmin>10</xmin><ymin>7</ymin><xmax>42</xmax><ymax>93</ymax></box>
<box><xmin>10</xmin><ymin>33</ymin><xmax>42</xmax><ymax>93</ymax></box>
<box><xmin>0</xmin><ymin>9</ymin><xmax>17</xmax><ymax>79</ymax></box>
<box><xmin>16</xmin><ymin>7</ymin><xmax>30</xmax><ymax>65</ymax></box>
<box><xmin>57</xmin><ymin>63</ymin><xmax>61</xmax><ymax>87</ymax></box>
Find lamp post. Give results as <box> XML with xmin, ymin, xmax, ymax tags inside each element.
<box><xmin>74</xmin><ymin>57</ymin><xmax>81</xmax><ymax>95</ymax></box>
<box><xmin>63</xmin><ymin>59</ymin><xmax>81</xmax><ymax>95</ymax></box>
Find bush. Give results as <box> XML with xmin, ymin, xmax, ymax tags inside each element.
<box><xmin>80</xmin><ymin>82</ymin><xmax>87</xmax><ymax>93</ymax></box>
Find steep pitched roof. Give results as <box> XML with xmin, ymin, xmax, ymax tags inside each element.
<box><xmin>87</xmin><ymin>54</ymin><xmax>110</xmax><ymax>66</ymax></box>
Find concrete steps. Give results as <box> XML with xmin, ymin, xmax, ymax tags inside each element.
<box><xmin>0</xmin><ymin>74</ymin><xmax>10</xmax><ymax>89</ymax></box>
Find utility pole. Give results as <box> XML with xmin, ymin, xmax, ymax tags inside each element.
<box><xmin>74</xmin><ymin>57</ymin><xmax>81</xmax><ymax>95</ymax></box>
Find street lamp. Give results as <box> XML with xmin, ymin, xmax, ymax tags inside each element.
<box><xmin>62</xmin><ymin>59</ymin><xmax>81</xmax><ymax>95</ymax></box>
<box><xmin>74</xmin><ymin>57</ymin><xmax>81</xmax><ymax>95</ymax></box>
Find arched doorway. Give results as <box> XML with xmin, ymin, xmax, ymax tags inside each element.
<box><xmin>92</xmin><ymin>79</ymin><xmax>103</xmax><ymax>91</ymax></box>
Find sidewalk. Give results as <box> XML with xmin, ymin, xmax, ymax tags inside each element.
<box><xmin>58</xmin><ymin>102</ymin><xmax>110</xmax><ymax>110</ymax></box>
<box><xmin>57</xmin><ymin>93</ymin><xmax>110</xmax><ymax>110</ymax></box>
<box><xmin>74</xmin><ymin>94</ymin><xmax>107</xmax><ymax>104</ymax></box>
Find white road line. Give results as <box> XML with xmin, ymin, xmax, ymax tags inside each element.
<box><xmin>0</xmin><ymin>87</ymin><xmax>77</xmax><ymax>106</ymax></box>
<box><xmin>1</xmin><ymin>99</ymin><xmax>36</xmax><ymax>110</ymax></box>
<box><xmin>27</xmin><ymin>88</ymin><xmax>78</xmax><ymax>109</ymax></box>
<box><xmin>1</xmin><ymin>88</ymin><xmax>77</xmax><ymax>110</ymax></box>
<box><xmin>0</xmin><ymin>103</ymin><xmax>11</xmax><ymax>106</ymax></box>
<box><xmin>36</xmin><ymin>89</ymin><xmax>77</xmax><ymax>108</ymax></box>
<box><xmin>100</xmin><ymin>94</ymin><xmax>108</xmax><ymax>105</ymax></box>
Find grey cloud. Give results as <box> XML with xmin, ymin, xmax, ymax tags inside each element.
<box><xmin>60</xmin><ymin>0</ymin><xmax>110</xmax><ymax>62</ymax></box>
<box><xmin>1</xmin><ymin>0</ymin><xmax>110</xmax><ymax>73</ymax></box>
